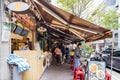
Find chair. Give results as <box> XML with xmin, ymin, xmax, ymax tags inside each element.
<box><xmin>70</xmin><ymin>59</ymin><xmax>74</xmax><ymax>71</ymax></box>
<box><xmin>106</xmin><ymin>71</ymin><xmax>111</xmax><ymax>80</ymax></box>
<box><xmin>73</xmin><ymin>67</ymin><xmax>84</xmax><ymax>80</ymax></box>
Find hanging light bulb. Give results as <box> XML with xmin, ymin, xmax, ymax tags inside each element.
<box><xmin>37</xmin><ymin>26</ymin><xmax>47</xmax><ymax>33</ymax></box>
<box><xmin>7</xmin><ymin>2</ymin><xmax>30</xmax><ymax>12</ymax></box>
<box><xmin>14</xmin><ymin>2</ymin><xmax>23</xmax><ymax>11</ymax></box>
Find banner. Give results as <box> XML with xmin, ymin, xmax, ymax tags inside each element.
<box><xmin>1</xmin><ymin>23</ymin><xmax>10</xmax><ymax>42</ymax></box>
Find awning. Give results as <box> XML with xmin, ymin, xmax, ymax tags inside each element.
<box><xmin>33</xmin><ymin>0</ymin><xmax>112</xmax><ymax>43</ymax></box>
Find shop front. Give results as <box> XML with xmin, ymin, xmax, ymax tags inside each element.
<box><xmin>10</xmin><ymin>15</ymin><xmax>52</xmax><ymax>80</ymax></box>
<box><xmin>1</xmin><ymin>0</ymin><xmax>113</xmax><ymax>80</ymax></box>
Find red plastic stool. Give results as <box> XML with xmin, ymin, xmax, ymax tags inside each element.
<box><xmin>70</xmin><ymin>59</ymin><xmax>74</xmax><ymax>71</ymax></box>
<box><xmin>73</xmin><ymin>67</ymin><xmax>84</xmax><ymax>80</ymax></box>
<box><xmin>106</xmin><ymin>71</ymin><xmax>111</xmax><ymax>80</ymax></box>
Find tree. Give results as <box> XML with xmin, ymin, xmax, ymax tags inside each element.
<box><xmin>101</xmin><ymin>10</ymin><xmax>120</xmax><ymax>30</ymax></box>
<box><xmin>57</xmin><ymin>0</ymin><xmax>120</xmax><ymax>30</ymax></box>
<box><xmin>88</xmin><ymin>5</ymin><xmax>106</xmax><ymax>25</ymax></box>
<box><xmin>87</xmin><ymin>5</ymin><xmax>120</xmax><ymax>30</ymax></box>
<box><xmin>57</xmin><ymin>0</ymin><xmax>92</xmax><ymax>18</ymax></box>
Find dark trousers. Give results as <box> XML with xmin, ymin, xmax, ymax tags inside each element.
<box><xmin>66</xmin><ymin>54</ymin><xmax>69</xmax><ymax>60</ymax></box>
<box><xmin>56</xmin><ymin>55</ymin><xmax>61</xmax><ymax>63</ymax></box>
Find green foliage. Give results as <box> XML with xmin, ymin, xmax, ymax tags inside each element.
<box><xmin>82</xmin><ymin>43</ymin><xmax>94</xmax><ymax>57</ymax></box>
<box><xmin>88</xmin><ymin>5</ymin><xmax>106</xmax><ymax>23</ymax></box>
<box><xmin>57</xmin><ymin>0</ymin><xmax>91</xmax><ymax>17</ymax></box>
<box><xmin>88</xmin><ymin>6</ymin><xmax>120</xmax><ymax>30</ymax></box>
<box><xmin>57</xmin><ymin>0</ymin><xmax>120</xmax><ymax>30</ymax></box>
<box><xmin>92</xmin><ymin>5</ymin><xmax>106</xmax><ymax>16</ymax></box>
<box><xmin>101</xmin><ymin>10</ymin><xmax>120</xmax><ymax>30</ymax></box>
<box><xmin>57</xmin><ymin>0</ymin><xmax>77</xmax><ymax>12</ymax></box>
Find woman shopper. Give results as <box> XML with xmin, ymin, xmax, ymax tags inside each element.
<box><xmin>70</xmin><ymin>49</ymin><xmax>75</xmax><ymax>59</ymax></box>
<box><xmin>74</xmin><ymin>43</ymin><xmax>82</xmax><ymax>70</ymax></box>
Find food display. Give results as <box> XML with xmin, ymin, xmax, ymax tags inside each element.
<box><xmin>88</xmin><ymin>61</ymin><xmax>106</xmax><ymax>80</ymax></box>
<box><xmin>91</xmin><ymin>77</ymin><xmax>98</xmax><ymax>80</ymax></box>
<box><xmin>90</xmin><ymin>64</ymin><xmax>98</xmax><ymax>73</ymax></box>
<box><xmin>96</xmin><ymin>70</ymin><xmax>105</xmax><ymax>79</ymax></box>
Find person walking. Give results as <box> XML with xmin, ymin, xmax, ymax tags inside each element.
<box><xmin>65</xmin><ymin>47</ymin><xmax>69</xmax><ymax>60</ymax></box>
<box><xmin>74</xmin><ymin>43</ymin><xmax>82</xmax><ymax>70</ymax></box>
<box><xmin>54</xmin><ymin>46</ymin><xmax>62</xmax><ymax>64</ymax></box>
<box><xmin>70</xmin><ymin>49</ymin><xmax>75</xmax><ymax>60</ymax></box>
<box><xmin>60</xmin><ymin>43</ymin><xmax>65</xmax><ymax>64</ymax></box>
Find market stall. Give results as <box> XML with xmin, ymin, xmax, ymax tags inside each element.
<box><xmin>13</xmin><ymin>50</ymin><xmax>52</xmax><ymax>80</ymax></box>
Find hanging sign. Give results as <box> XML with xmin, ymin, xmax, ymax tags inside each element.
<box><xmin>7</xmin><ymin>2</ymin><xmax>30</xmax><ymax>12</ymax></box>
<box><xmin>1</xmin><ymin>23</ymin><xmax>10</xmax><ymax>42</ymax></box>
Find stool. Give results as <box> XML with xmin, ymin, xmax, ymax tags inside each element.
<box><xmin>74</xmin><ymin>67</ymin><xmax>84</xmax><ymax>80</ymax></box>
<box><xmin>70</xmin><ymin>59</ymin><xmax>74</xmax><ymax>71</ymax></box>
<box><xmin>106</xmin><ymin>71</ymin><xmax>111</xmax><ymax>80</ymax></box>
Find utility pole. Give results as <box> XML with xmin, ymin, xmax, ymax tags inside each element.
<box><xmin>0</xmin><ymin>0</ymin><xmax>11</xmax><ymax>80</ymax></box>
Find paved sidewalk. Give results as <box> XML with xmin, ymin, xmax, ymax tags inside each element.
<box><xmin>40</xmin><ymin>62</ymin><xmax>73</xmax><ymax>80</ymax></box>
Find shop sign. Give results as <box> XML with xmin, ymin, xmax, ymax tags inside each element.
<box><xmin>7</xmin><ymin>2</ymin><xmax>30</xmax><ymax>12</ymax></box>
<box><xmin>1</xmin><ymin>23</ymin><xmax>10</xmax><ymax>42</ymax></box>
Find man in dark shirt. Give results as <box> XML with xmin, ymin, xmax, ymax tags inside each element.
<box><xmin>60</xmin><ymin>43</ymin><xmax>65</xmax><ymax>64</ymax></box>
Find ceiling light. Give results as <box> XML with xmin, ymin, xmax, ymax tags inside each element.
<box><xmin>37</xmin><ymin>27</ymin><xmax>47</xmax><ymax>33</ymax></box>
<box><xmin>7</xmin><ymin>2</ymin><xmax>30</xmax><ymax>12</ymax></box>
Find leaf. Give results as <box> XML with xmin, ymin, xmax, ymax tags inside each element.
<box><xmin>82</xmin><ymin>42</ymin><xmax>94</xmax><ymax>56</ymax></box>
<box><xmin>101</xmin><ymin>10</ymin><xmax>120</xmax><ymax>30</ymax></box>
<box><xmin>57</xmin><ymin>0</ymin><xmax>91</xmax><ymax>17</ymax></box>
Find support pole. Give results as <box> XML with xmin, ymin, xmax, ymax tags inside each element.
<box><xmin>110</xmin><ymin>31</ymin><xmax>114</xmax><ymax>80</ymax></box>
<box><xmin>0</xmin><ymin>0</ymin><xmax>11</xmax><ymax>80</ymax></box>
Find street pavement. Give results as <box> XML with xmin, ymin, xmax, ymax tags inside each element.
<box><xmin>107</xmin><ymin>68</ymin><xmax>120</xmax><ymax>80</ymax></box>
<box><xmin>40</xmin><ymin>62</ymin><xmax>73</xmax><ymax>80</ymax></box>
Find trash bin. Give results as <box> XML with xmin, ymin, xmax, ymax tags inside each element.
<box><xmin>13</xmin><ymin>66</ymin><xmax>22</xmax><ymax>80</ymax></box>
<box><xmin>7</xmin><ymin>54</ymin><xmax>30</xmax><ymax>80</ymax></box>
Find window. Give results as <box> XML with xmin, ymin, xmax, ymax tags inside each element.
<box><xmin>113</xmin><ymin>51</ymin><xmax>120</xmax><ymax>57</ymax></box>
<box><xmin>106</xmin><ymin>0</ymin><xmax>116</xmax><ymax>5</ymax></box>
<box><xmin>21</xmin><ymin>29</ymin><xmax>29</xmax><ymax>37</ymax></box>
<box><xmin>102</xmin><ymin>51</ymin><xmax>110</xmax><ymax>54</ymax></box>
<box><xmin>14</xmin><ymin>25</ymin><xmax>23</xmax><ymax>35</ymax></box>
<box><xmin>11</xmin><ymin>23</ymin><xmax>16</xmax><ymax>32</ymax></box>
<box><xmin>114</xmin><ymin>33</ymin><xmax>118</xmax><ymax>38</ymax></box>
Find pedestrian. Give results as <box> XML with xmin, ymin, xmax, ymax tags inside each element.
<box><xmin>70</xmin><ymin>49</ymin><xmax>75</xmax><ymax>60</ymax></box>
<box><xmin>54</xmin><ymin>46</ymin><xmax>62</xmax><ymax>64</ymax></box>
<box><xmin>26</xmin><ymin>38</ymin><xmax>32</xmax><ymax>50</ymax></box>
<box><xmin>74</xmin><ymin>43</ymin><xmax>82</xmax><ymax>70</ymax></box>
<box><xmin>65</xmin><ymin>47</ymin><xmax>69</xmax><ymax>60</ymax></box>
<box><xmin>60</xmin><ymin>43</ymin><xmax>65</xmax><ymax>64</ymax></box>
<box><xmin>22</xmin><ymin>42</ymin><xmax>30</xmax><ymax>50</ymax></box>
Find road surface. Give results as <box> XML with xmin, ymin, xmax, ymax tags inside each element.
<box><xmin>107</xmin><ymin>68</ymin><xmax>120</xmax><ymax>80</ymax></box>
